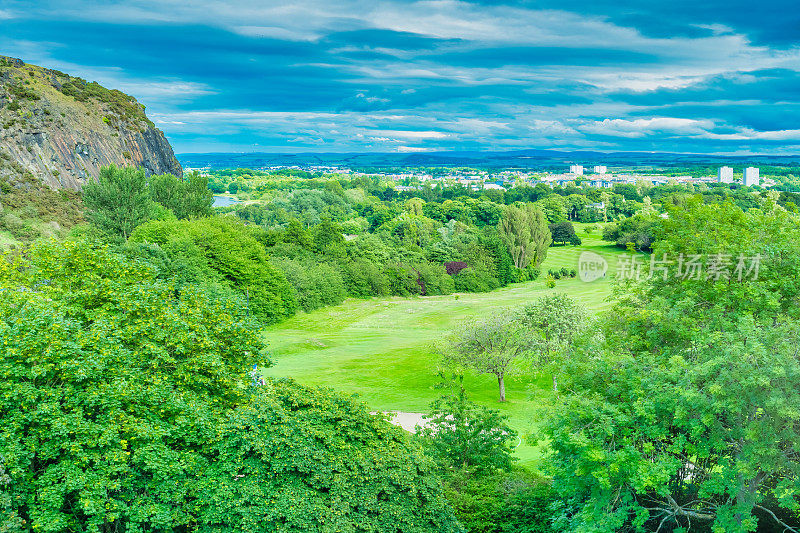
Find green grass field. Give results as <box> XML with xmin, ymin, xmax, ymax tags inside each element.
<box><xmin>263</xmin><ymin>224</ymin><xmax>632</xmax><ymax>469</ymax></box>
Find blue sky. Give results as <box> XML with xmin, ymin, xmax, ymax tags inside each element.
<box><xmin>2</xmin><ymin>0</ymin><xmax>799</xmax><ymax>154</ymax></box>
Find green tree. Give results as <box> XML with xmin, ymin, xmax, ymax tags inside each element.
<box><xmin>149</xmin><ymin>171</ymin><xmax>214</xmax><ymax>219</ymax></box>
<box><xmin>547</xmin><ymin>221</ymin><xmax>577</xmax><ymax>246</ymax></box>
<box><xmin>0</xmin><ymin>240</ymin><xmax>264</xmax><ymax>532</ymax></box>
<box><xmin>419</xmin><ymin>385</ymin><xmax>517</xmax><ymax>475</ymax></box>
<box><xmin>534</xmin><ymin>195</ymin><xmax>567</xmax><ymax>223</ymax></box>
<box><xmin>499</xmin><ymin>205</ymin><xmax>552</xmax><ymax>269</ymax></box>
<box><xmin>82</xmin><ymin>164</ymin><xmax>152</xmax><ymax>240</ymax></box>
<box><xmin>198</xmin><ymin>380</ymin><xmax>462</xmax><ymax>532</ymax></box>
<box><xmin>438</xmin><ymin>311</ymin><xmax>534</xmax><ymax>402</ymax></box>
<box><xmin>520</xmin><ymin>293</ymin><xmax>587</xmax><ymax>393</ymax></box>
<box><xmin>312</xmin><ymin>218</ymin><xmax>345</xmax><ymax>254</ymax></box>
<box><xmin>131</xmin><ymin>217</ymin><xmax>297</xmax><ymax>322</ymax></box>
<box><xmin>546</xmin><ymin>200</ymin><xmax>800</xmax><ymax>532</ymax></box>
<box><xmin>283</xmin><ymin>218</ymin><xmax>312</xmax><ymax>247</ymax></box>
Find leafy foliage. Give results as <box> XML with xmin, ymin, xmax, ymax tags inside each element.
<box><xmin>499</xmin><ymin>205</ymin><xmax>551</xmax><ymax>269</ymax></box>
<box><xmin>130</xmin><ymin>217</ymin><xmax>297</xmax><ymax>322</ymax></box>
<box><xmin>199</xmin><ymin>380</ymin><xmax>462</xmax><ymax>532</ymax></box>
<box><xmin>545</xmin><ymin>199</ymin><xmax>800</xmax><ymax>532</ymax></box>
<box><xmin>0</xmin><ymin>241</ymin><xmax>460</xmax><ymax>532</ymax></box>
<box><xmin>419</xmin><ymin>386</ymin><xmax>517</xmax><ymax>475</ymax></box>
<box><xmin>0</xmin><ymin>241</ymin><xmax>264</xmax><ymax>532</ymax></box>
<box><xmin>81</xmin><ymin>165</ymin><xmax>153</xmax><ymax>241</ymax></box>
<box><xmin>148</xmin><ymin>171</ymin><xmax>214</xmax><ymax>219</ymax></box>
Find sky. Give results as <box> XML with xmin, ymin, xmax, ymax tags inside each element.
<box><xmin>1</xmin><ymin>0</ymin><xmax>799</xmax><ymax>155</ymax></box>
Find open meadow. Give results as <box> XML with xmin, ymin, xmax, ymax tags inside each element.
<box><xmin>263</xmin><ymin>224</ymin><xmax>635</xmax><ymax>468</ymax></box>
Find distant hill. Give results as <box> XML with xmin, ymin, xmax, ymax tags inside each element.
<box><xmin>0</xmin><ymin>55</ymin><xmax>182</xmax><ymax>190</ymax></box>
<box><xmin>178</xmin><ymin>150</ymin><xmax>800</xmax><ymax>171</ymax></box>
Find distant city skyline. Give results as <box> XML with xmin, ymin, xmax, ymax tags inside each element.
<box><xmin>2</xmin><ymin>0</ymin><xmax>799</xmax><ymax>154</ymax></box>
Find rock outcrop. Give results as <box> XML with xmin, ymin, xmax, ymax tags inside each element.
<box><xmin>0</xmin><ymin>55</ymin><xmax>182</xmax><ymax>190</ymax></box>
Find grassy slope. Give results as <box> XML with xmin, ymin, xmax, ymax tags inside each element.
<box><xmin>263</xmin><ymin>223</ymin><xmax>632</xmax><ymax>468</ymax></box>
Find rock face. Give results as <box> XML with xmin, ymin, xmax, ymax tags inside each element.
<box><xmin>0</xmin><ymin>55</ymin><xmax>182</xmax><ymax>190</ymax></box>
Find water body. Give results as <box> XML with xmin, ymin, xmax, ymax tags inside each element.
<box><xmin>213</xmin><ymin>195</ymin><xmax>240</xmax><ymax>207</ymax></box>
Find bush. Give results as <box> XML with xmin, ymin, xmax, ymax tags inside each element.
<box><xmin>340</xmin><ymin>258</ymin><xmax>390</xmax><ymax>297</ymax></box>
<box><xmin>130</xmin><ymin>217</ymin><xmax>297</xmax><ymax>322</ymax></box>
<box><xmin>197</xmin><ymin>381</ymin><xmax>461</xmax><ymax>531</ymax></box>
<box><xmin>414</xmin><ymin>262</ymin><xmax>455</xmax><ymax>296</ymax></box>
<box><xmin>384</xmin><ymin>262</ymin><xmax>422</xmax><ymax>296</ymax></box>
<box><xmin>272</xmin><ymin>257</ymin><xmax>347</xmax><ymax>312</ymax></box>
<box><xmin>569</xmin><ymin>235</ymin><xmax>582</xmax><ymax>246</ymax></box>
<box><xmin>454</xmin><ymin>267</ymin><xmax>501</xmax><ymax>293</ymax></box>
<box><xmin>545</xmin><ymin>274</ymin><xmax>556</xmax><ymax>288</ymax></box>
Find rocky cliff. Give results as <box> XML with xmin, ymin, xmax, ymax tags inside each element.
<box><xmin>0</xmin><ymin>55</ymin><xmax>182</xmax><ymax>190</ymax></box>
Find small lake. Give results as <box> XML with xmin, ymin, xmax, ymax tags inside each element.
<box><xmin>213</xmin><ymin>195</ymin><xmax>241</xmax><ymax>207</ymax></box>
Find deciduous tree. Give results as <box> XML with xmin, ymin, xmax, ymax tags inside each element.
<box><xmin>82</xmin><ymin>164</ymin><xmax>152</xmax><ymax>240</ymax></box>
<box><xmin>499</xmin><ymin>204</ymin><xmax>552</xmax><ymax>269</ymax></box>
<box><xmin>438</xmin><ymin>311</ymin><xmax>534</xmax><ymax>401</ymax></box>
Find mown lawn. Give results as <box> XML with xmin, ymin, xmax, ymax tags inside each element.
<box><xmin>263</xmin><ymin>223</ymin><xmax>633</xmax><ymax>469</ymax></box>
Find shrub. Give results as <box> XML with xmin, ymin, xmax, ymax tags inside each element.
<box><xmin>272</xmin><ymin>257</ymin><xmax>347</xmax><ymax>312</ymax></box>
<box><xmin>444</xmin><ymin>260</ymin><xmax>469</xmax><ymax>276</ymax></box>
<box><xmin>384</xmin><ymin>262</ymin><xmax>422</xmax><ymax>296</ymax></box>
<box><xmin>131</xmin><ymin>217</ymin><xmax>297</xmax><ymax>322</ymax></box>
<box><xmin>197</xmin><ymin>381</ymin><xmax>461</xmax><ymax>531</ymax></box>
<box><xmin>454</xmin><ymin>267</ymin><xmax>501</xmax><ymax>293</ymax></box>
<box><xmin>545</xmin><ymin>274</ymin><xmax>556</xmax><ymax>288</ymax></box>
<box><xmin>340</xmin><ymin>259</ymin><xmax>390</xmax><ymax>297</ymax></box>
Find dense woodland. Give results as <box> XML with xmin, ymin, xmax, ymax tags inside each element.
<box><xmin>1</xmin><ymin>165</ymin><xmax>799</xmax><ymax>531</ymax></box>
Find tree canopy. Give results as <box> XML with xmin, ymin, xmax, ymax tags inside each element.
<box><xmin>0</xmin><ymin>241</ymin><xmax>460</xmax><ymax>532</ymax></box>
<box><xmin>544</xmin><ymin>199</ymin><xmax>800</xmax><ymax>532</ymax></box>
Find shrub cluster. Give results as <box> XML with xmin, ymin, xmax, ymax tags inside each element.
<box><xmin>547</xmin><ymin>267</ymin><xmax>577</xmax><ymax>280</ymax></box>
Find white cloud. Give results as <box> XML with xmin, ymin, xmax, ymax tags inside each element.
<box><xmin>702</xmin><ymin>128</ymin><xmax>800</xmax><ymax>141</ymax></box>
<box><xmin>579</xmin><ymin>117</ymin><xmax>712</xmax><ymax>138</ymax></box>
<box><xmin>369</xmin><ymin>129</ymin><xmax>449</xmax><ymax>140</ymax></box>
<box><xmin>396</xmin><ymin>145</ymin><xmax>437</xmax><ymax>152</ymax></box>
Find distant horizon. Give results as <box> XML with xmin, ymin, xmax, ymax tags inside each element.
<box><xmin>176</xmin><ymin>147</ymin><xmax>800</xmax><ymax>158</ymax></box>
<box><xmin>176</xmin><ymin>148</ymin><xmax>800</xmax><ymax>172</ymax></box>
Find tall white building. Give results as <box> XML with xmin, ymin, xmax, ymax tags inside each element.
<box><xmin>569</xmin><ymin>165</ymin><xmax>584</xmax><ymax>175</ymax></box>
<box><xmin>593</xmin><ymin>165</ymin><xmax>607</xmax><ymax>174</ymax></box>
<box><xmin>743</xmin><ymin>167</ymin><xmax>760</xmax><ymax>187</ymax></box>
<box><xmin>717</xmin><ymin>166</ymin><xmax>734</xmax><ymax>183</ymax></box>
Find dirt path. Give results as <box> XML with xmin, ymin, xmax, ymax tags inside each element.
<box><xmin>376</xmin><ymin>411</ymin><xmax>429</xmax><ymax>433</ymax></box>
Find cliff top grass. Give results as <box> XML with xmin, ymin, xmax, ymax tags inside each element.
<box><xmin>0</xmin><ymin>54</ymin><xmax>153</xmax><ymax>127</ymax></box>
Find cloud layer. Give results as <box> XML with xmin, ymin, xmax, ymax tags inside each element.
<box><xmin>2</xmin><ymin>0</ymin><xmax>798</xmax><ymax>154</ymax></box>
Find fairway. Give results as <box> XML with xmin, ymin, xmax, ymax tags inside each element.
<box><xmin>263</xmin><ymin>225</ymin><xmax>632</xmax><ymax>468</ymax></box>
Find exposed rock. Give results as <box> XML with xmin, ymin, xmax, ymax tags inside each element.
<box><xmin>0</xmin><ymin>54</ymin><xmax>182</xmax><ymax>190</ymax></box>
